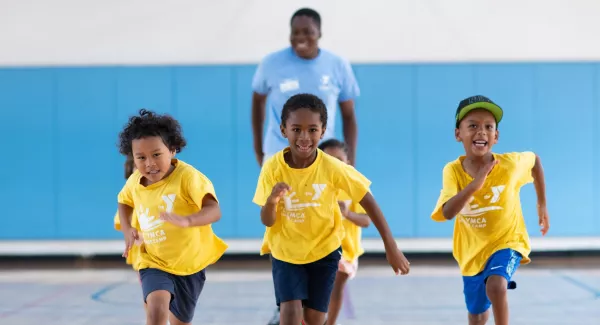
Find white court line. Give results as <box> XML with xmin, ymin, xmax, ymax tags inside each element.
<box><xmin>0</xmin><ymin>237</ymin><xmax>599</xmax><ymax>257</ymax></box>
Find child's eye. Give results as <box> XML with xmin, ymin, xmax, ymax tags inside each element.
<box><xmin>486</xmin><ymin>125</ymin><xmax>494</xmax><ymax>130</ymax></box>
<box><xmin>137</xmin><ymin>157</ymin><xmax>145</xmax><ymax>160</ymax></box>
<box><xmin>309</xmin><ymin>128</ymin><xmax>318</xmax><ymax>132</ymax></box>
<box><xmin>469</xmin><ymin>124</ymin><xmax>476</xmax><ymax>128</ymax></box>
<box><xmin>153</xmin><ymin>153</ymin><xmax>161</xmax><ymax>157</ymax></box>
<box><xmin>292</xmin><ymin>128</ymin><xmax>300</xmax><ymax>132</ymax></box>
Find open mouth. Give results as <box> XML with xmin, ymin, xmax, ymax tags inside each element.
<box><xmin>296</xmin><ymin>144</ymin><xmax>312</xmax><ymax>153</ymax></box>
<box><xmin>148</xmin><ymin>170</ymin><xmax>160</xmax><ymax>175</ymax></box>
<box><xmin>473</xmin><ymin>140</ymin><xmax>488</xmax><ymax>148</ymax></box>
<box><xmin>295</xmin><ymin>41</ymin><xmax>309</xmax><ymax>50</ymax></box>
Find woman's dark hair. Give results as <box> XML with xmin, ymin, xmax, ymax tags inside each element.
<box><xmin>118</xmin><ymin>109</ymin><xmax>187</xmax><ymax>156</ymax></box>
<box><xmin>281</xmin><ymin>93</ymin><xmax>328</xmax><ymax>128</ymax></box>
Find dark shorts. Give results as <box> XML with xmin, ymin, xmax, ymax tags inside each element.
<box><xmin>271</xmin><ymin>248</ymin><xmax>342</xmax><ymax>313</ymax></box>
<box><xmin>139</xmin><ymin>268</ymin><xmax>206</xmax><ymax>323</ymax></box>
<box><xmin>462</xmin><ymin>248</ymin><xmax>522</xmax><ymax>314</ymax></box>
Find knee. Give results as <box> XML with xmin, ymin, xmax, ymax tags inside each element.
<box><xmin>485</xmin><ymin>275</ymin><xmax>508</xmax><ymax>300</ymax></box>
<box><xmin>280</xmin><ymin>300</ymin><xmax>303</xmax><ymax>323</ymax></box>
<box><xmin>146</xmin><ymin>291</ymin><xmax>171</xmax><ymax>321</ymax></box>
<box><xmin>468</xmin><ymin>311</ymin><xmax>489</xmax><ymax>325</ymax></box>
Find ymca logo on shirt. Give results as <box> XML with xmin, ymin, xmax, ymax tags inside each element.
<box><xmin>137</xmin><ymin>194</ymin><xmax>176</xmax><ymax>244</ymax></box>
<box><xmin>281</xmin><ymin>184</ymin><xmax>327</xmax><ymax>223</ymax></box>
<box><xmin>459</xmin><ymin>186</ymin><xmax>505</xmax><ymax>228</ymax></box>
<box><xmin>279</xmin><ymin>79</ymin><xmax>300</xmax><ymax>93</ymax></box>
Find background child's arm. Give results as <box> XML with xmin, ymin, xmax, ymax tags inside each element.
<box><xmin>345</xmin><ymin>211</ymin><xmax>370</xmax><ymax>228</ymax></box>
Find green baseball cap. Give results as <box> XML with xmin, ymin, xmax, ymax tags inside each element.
<box><xmin>455</xmin><ymin>95</ymin><xmax>503</xmax><ymax>128</ymax></box>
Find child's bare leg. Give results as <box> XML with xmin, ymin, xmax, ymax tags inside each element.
<box><xmin>280</xmin><ymin>300</ymin><xmax>303</xmax><ymax>325</ymax></box>
<box><xmin>145</xmin><ymin>290</ymin><xmax>171</xmax><ymax>325</ymax></box>
<box><xmin>486</xmin><ymin>275</ymin><xmax>509</xmax><ymax>325</ymax></box>
<box><xmin>303</xmin><ymin>307</ymin><xmax>327</xmax><ymax>325</ymax></box>
<box><xmin>325</xmin><ymin>272</ymin><xmax>349</xmax><ymax>325</ymax></box>
<box><xmin>468</xmin><ymin>310</ymin><xmax>489</xmax><ymax>325</ymax></box>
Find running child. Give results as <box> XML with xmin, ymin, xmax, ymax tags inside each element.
<box><xmin>253</xmin><ymin>93</ymin><xmax>410</xmax><ymax>325</ymax></box>
<box><xmin>114</xmin><ymin>154</ymin><xmax>142</xmax><ymax>268</ymax></box>
<box><xmin>117</xmin><ymin>109</ymin><xmax>228</xmax><ymax>325</ymax></box>
<box><xmin>318</xmin><ymin>139</ymin><xmax>370</xmax><ymax>325</ymax></box>
<box><xmin>430</xmin><ymin>95</ymin><xmax>550</xmax><ymax>325</ymax></box>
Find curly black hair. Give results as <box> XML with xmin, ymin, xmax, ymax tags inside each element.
<box><xmin>118</xmin><ymin>109</ymin><xmax>187</xmax><ymax>156</ymax></box>
<box><xmin>318</xmin><ymin>138</ymin><xmax>347</xmax><ymax>152</ymax></box>
<box><xmin>291</xmin><ymin>8</ymin><xmax>321</xmax><ymax>31</ymax></box>
<box><xmin>281</xmin><ymin>93</ymin><xmax>328</xmax><ymax>128</ymax></box>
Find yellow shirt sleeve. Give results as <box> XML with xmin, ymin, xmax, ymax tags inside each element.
<box><xmin>431</xmin><ymin>163</ymin><xmax>459</xmax><ymax>222</ymax></box>
<box><xmin>117</xmin><ymin>175</ymin><xmax>135</xmax><ymax>207</ymax></box>
<box><xmin>333</xmin><ymin>163</ymin><xmax>372</xmax><ymax>204</ymax></box>
<box><xmin>253</xmin><ymin>163</ymin><xmax>275</xmax><ymax>207</ymax></box>
<box><xmin>516</xmin><ymin>151</ymin><xmax>536</xmax><ymax>188</ymax></box>
<box><xmin>113</xmin><ymin>211</ymin><xmax>121</xmax><ymax>231</ymax></box>
<box><xmin>186</xmin><ymin>171</ymin><xmax>219</xmax><ymax>207</ymax></box>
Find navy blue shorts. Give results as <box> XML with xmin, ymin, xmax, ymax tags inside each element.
<box><xmin>271</xmin><ymin>248</ymin><xmax>342</xmax><ymax>313</ymax></box>
<box><xmin>139</xmin><ymin>268</ymin><xmax>206</xmax><ymax>323</ymax></box>
<box><xmin>462</xmin><ymin>248</ymin><xmax>522</xmax><ymax>314</ymax></box>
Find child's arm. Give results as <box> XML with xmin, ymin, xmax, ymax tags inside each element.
<box><xmin>531</xmin><ymin>154</ymin><xmax>550</xmax><ymax>235</ymax></box>
<box><xmin>117</xmin><ymin>203</ymin><xmax>134</xmax><ymax>231</ymax></box>
<box><xmin>183</xmin><ymin>195</ymin><xmax>222</xmax><ymax>227</ymax></box>
<box><xmin>338</xmin><ymin>201</ymin><xmax>370</xmax><ymax>227</ymax></box>
<box><xmin>346</xmin><ymin>211</ymin><xmax>370</xmax><ymax>228</ymax></box>
<box><xmin>358</xmin><ymin>193</ymin><xmax>393</xmax><ymax>245</ymax></box>
<box><xmin>261</xmin><ymin>182</ymin><xmax>291</xmax><ymax>227</ymax></box>
<box><xmin>442</xmin><ymin>159</ymin><xmax>497</xmax><ymax>220</ymax></box>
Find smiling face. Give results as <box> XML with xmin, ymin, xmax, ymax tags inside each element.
<box><xmin>281</xmin><ymin>108</ymin><xmax>325</xmax><ymax>163</ymax></box>
<box><xmin>455</xmin><ymin>109</ymin><xmax>499</xmax><ymax>157</ymax></box>
<box><xmin>290</xmin><ymin>15</ymin><xmax>320</xmax><ymax>59</ymax></box>
<box><xmin>131</xmin><ymin>136</ymin><xmax>175</xmax><ymax>185</ymax></box>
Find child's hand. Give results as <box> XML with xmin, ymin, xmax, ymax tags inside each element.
<box><xmin>337</xmin><ymin>200</ymin><xmax>350</xmax><ymax>218</ymax></box>
<box><xmin>386</xmin><ymin>246</ymin><xmax>410</xmax><ymax>275</ymax></box>
<box><xmin>474</xmin><ymin>159</ymin><xmax>498</xmax><ymax>189</ymax></box>
<box><xmin>160</xmin><ymin>212</ymin><xmax>191</xmax><ymax>228</ymax></box>
<box><xmin>537</xmin><ymin>204</ymin><xmax>550</xmax><ymax>236</ymax></box>
<box><xmin>122</xmin><ymin>227</ymin><xmax>139</xmax><ymax>258</ymax></box>
<box><xmin>267</xmin><ymin>182</ymin><xmax>291</xmax><ymax>204</ymax></box>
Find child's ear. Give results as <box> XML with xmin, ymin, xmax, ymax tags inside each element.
<box><xmin>320</xmin><ymin>127</ymin><xmax>326</xmax><ymax>139</ymax></box>
<box><xmin>493</xmin><ymin>129</ymin><xmax>499</xmax><ymax>143</ymax></box>
<box><xmin>454</xmin><ymin>128</ymin><xmax>461</xmax><ymax>142</ymax></box>
<box><xmin>280</xmin><ymin>124</ymin><xmax>287</xmax><ymax>138</ymax></box>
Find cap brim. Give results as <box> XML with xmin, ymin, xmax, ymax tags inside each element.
<box><xmin>457</xmin><ymin>102</ymin><xmax>503</xmax><ymax>125</ymax></box>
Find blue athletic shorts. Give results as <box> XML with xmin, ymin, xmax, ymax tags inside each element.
<box><xmin>462</xmin><ymin>248</ymin><xmax>522</xmax><ymax>314</ymax></box>
<box><xmin>139</xmin><ymin>268</ymin><xmax>206</xmax><ymax>323</ymax></box>
<box><xmin>271</xmin><ymin>248</ymin><xmax>342</xmax><ymax>313</ymax></box>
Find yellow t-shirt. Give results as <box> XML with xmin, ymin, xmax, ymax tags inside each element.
<box><xmin>338</xmin><ymin>192</ymin><xmax>366</xmax><ymax>262</ymax></box>
<box><xmin>113</xmin><ymin>211</ymin><xmax>142</xmax><ymax>268</ymax></box>
<box><xmin>117</xmin><ymin>159</ymin><xmax>228</xmax><ymax>276</ymax></box>
<box><xmin>431</xmin><ymin>152</ymin><xmax>536</xmax><ymax>276</ymax></box>
<box><xmin>253</xmin><ymin>148</ymin><xmax>371</xmax><ymax>264</ymax></box>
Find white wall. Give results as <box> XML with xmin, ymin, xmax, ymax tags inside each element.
<box><xmin>1</xmin><ymin>0</ymin><xmax>599</xmax><ymax>65</ymax></box>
